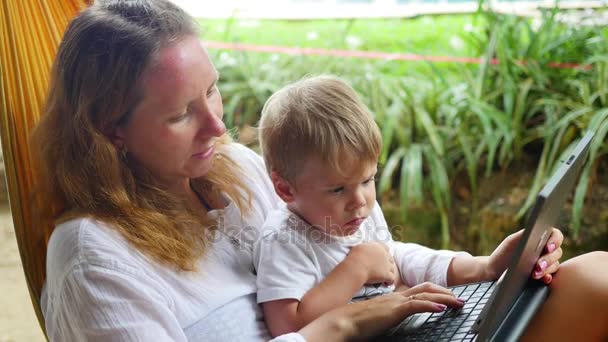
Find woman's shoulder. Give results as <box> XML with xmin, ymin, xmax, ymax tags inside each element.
<box><xmin>46</xmin><ymin>217</ymin><xmax>146</xmax><ymax>283</ymax></box>
<box><xmin>219</xmin><ymin>142</ymin><xmax>273</xmax><ymax>191</ymax></box>
<box><xmin>217</xmin><ymin>142</ymin><xmax>282</xmax><ymax>229</ymax></box>
<box><xmin>220</xmin><ymin>142</ymin><xmax>264</xmax><ymax>168</ymax></box>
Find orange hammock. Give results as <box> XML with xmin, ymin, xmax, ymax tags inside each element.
<box><xmin>0</xmin><ymin>0</ymin><xmax>90</xmax><ymax>334</ymax></box>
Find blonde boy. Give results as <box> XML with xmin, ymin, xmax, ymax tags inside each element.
<box><xmin>254</xmin><ymin>76</ymin><xmax>467</xmax><ymax>337</ymax></box>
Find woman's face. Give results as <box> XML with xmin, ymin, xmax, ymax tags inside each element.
<box><xmin>113</xmin><ymin>36</ymin><xmax>225</xmax><ymax>192</ymax></box>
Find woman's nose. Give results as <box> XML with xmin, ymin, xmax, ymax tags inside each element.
<box><xmin>204</xmin><ymin>110</ymin><xmax>226</xmax><ymax>137</ymax></box>
<box><xmin>195</xmin><ymin>107</ymin><xmax>225</xmax><ymax>138</ymax></box>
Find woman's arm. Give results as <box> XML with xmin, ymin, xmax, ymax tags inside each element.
<box><xmin>44</xmin><ymin>263</ymin><xmax>186</xmax><ymax>342</ymax></box>
<box><xmin>297</xmin><ymin>283</ymin><xmax>464</xmax><ymax>341</ymax></box>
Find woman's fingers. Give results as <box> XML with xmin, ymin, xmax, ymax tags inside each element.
<box><xmin>403</xmin><ymin>292</ymin><xmax>465</xmax><ymax>310</ymax></box>
<box><xmin>400</xmin><ymin>282</ymin><xmax>465</xmax><ymax>309</ymax></box>
<box><xmin>325</xmin><ymin>287</ymin><xmax>466</xmax><ymax>340</ymax></box>
<box><xmin>404</xmin><ymin>282</ymin><xmax>454</xmax><ymax>297</ymax></box>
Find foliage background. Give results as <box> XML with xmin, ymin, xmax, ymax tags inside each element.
<box><xmin>200</xmin><ymin>9</ymin><xmax>608</xmax><ymax>257</ymax></box>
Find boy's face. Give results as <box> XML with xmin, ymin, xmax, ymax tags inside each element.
<box><xmin>284</xmin><ymin>156</ymin><xmax>377</xmax><ymax>236</ymax></box>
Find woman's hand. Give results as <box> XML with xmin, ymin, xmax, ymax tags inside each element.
<box><xmin>298</xmin><ymin>282</ymin><xmax>464</xmax><ymax>341</ymax></box>
<box><xmin>348</xmin><ymin>242</ymin><xmax>397</xmax><ymax>285</ymax></box>
<box><xmin>487</xmin><ymin>228</ymin><xmax>563</xmax><ymax>284</ymax></box>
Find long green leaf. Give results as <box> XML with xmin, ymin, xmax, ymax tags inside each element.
<box><xmin>378</xmin><ymin>147</ymin><xmax>406</xmax><ymax>194</ymax></box>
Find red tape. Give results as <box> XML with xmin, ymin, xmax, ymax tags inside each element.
<box><xmin>203</xmin><ymin>40</ymin><xmax>592</xmax><ymax>70</ymax></box>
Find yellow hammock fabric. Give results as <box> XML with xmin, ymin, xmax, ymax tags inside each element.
<box><xmin>0</xmin><ymin>0</ymin><xmax>90</xmax><ymax>334</ymax></box>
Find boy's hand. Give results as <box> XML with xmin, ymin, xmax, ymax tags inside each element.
<box><xmin>349</xmin><ymin>242</ymin><xmax>397</xmax><ymax>285</ymax></box>
<box><xmin>487</xmin><ymin>228</ymin><xmax>563</xmax><ymax>284</ymax></box>
<box><xmin>531</xmin><ymin>228</ymin><xmax>563</xmax><ymax>284</ymax></box>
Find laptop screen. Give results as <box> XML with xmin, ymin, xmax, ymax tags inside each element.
<box><xmin>474</xmin><ymin>131</ymin><xmax>594</xmax><ymax>340</ymax></box>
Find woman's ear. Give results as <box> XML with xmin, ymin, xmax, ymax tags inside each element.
<box><xmin>103</xmin><ymin>122</ymin><xmax>126</xmax><ymax>150</ymax></box>
<box><xmin>271</xmin><ymin>171</ymin><xmax>296</xmax><ymax>203</ymax></box>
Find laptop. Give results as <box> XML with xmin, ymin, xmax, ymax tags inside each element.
<box><xmin>379</xmin><ymin>130</ymin><xmax>594</xmax><ymax>342</ymax></box>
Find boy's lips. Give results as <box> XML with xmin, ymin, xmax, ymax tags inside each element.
<box><xmin>345</xmin><ymin>217</ymin><xmax>365</xmax><ymax>226</ymax></box>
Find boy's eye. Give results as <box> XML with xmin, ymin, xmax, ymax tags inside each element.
<box><xmin>363</xmin><ymin>176</ymin><xmax>376</xmax><ymax>185</ymax></box>
<box><xmin>329</xmin><ymin>187</ymin><xmax>344</xmax><ymax>194</ymax></box>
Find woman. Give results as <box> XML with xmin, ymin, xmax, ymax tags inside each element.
<box><xmin>33</xmin><ymin>0</ymin><xmax>608</xmax><ymax>341</ymax></box>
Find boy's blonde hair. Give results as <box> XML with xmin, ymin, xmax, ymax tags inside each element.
<box><xmin>259</xmin><ymin>75</ymin><xmax>382</xmax><ymax>185</ymax></box>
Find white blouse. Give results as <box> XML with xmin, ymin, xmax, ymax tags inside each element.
<box><xmin>41</xmin><ymin>144</ymin><xmax>303</xmax><ymax>341</ymax></box>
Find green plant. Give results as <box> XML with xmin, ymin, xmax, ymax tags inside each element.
<box><xmin>207</xmin><ymin>8</ymin><xmax>608</xmax><ymax>249</ymax></box>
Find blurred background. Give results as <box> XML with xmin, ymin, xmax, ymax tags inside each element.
<box><xmin>191</xmin><ymin>0</ymin><xmax>608</xmax><ymax>255</ymax></box>
<box><xmin>1</xmin><ymin>0</ymin><xmax>607</xmax><ymax>340</ymax></box>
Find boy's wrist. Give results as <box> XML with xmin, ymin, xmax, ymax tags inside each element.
<box><xmin>448</xmin><ymin>255</ymin><xmax>494</xmax><ymax>285</ymax></box>
<box><xmin>479</xmin><ymin>256</ymin><xmax>496</xmax><ymax>281</ymax></box>
<box><xmin>344</xmin><ymin>246</ymin><xmax>371</xmax><ymax>283</ymax></box>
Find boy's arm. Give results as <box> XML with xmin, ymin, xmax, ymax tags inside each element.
<box><xmin>262</xmin><ymin>254</ymin><xmax>368</xmax><ymax>337</ymax></box>
<box><xmin>262</xmin><ymin>242</ymin><xmax>397</xmax><ymax>337</ymax></box>
<box><xmin>372</xmin><ymin>201</ymin><xmax>486</xmax><ymax>288</ymax></box>
<box><xmin>448</xmin><ymin>229</ymin><xmax>561</xmax><ymax>286</ymax></box>
<box><xmin>446</xmin><ymin>255</ymin><xmax>493</xmax><ymax>286</ymax></box>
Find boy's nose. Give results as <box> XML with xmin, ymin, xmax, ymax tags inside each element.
<box><xmin>348</xmin><ymin>190</ymin><xmax>366</xmax><ymax>210</ymax></box>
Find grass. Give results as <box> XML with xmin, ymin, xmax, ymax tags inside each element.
<box><xmin>200</xmin><ymin>15</ymin><xmax>486</xmax><ymax>77</ymax></box>
<box><xmin>199</xmin><ymin>15</ymin><xmax>484</xmax><ymax>55</ymax></box>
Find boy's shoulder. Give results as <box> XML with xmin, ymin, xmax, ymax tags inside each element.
<box><xmin>261</xmin><ymin>207</ymin><xmax>311</xmax><ymax>239</ymax></box>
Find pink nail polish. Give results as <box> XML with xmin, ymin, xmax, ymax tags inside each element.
<box><xmin>435</xmin><ymin>304</ymin><xmax>447</xmax><ymax>311</ymax></box>
<box><xmin>539</xmin><ymin>260</ymin><xmax>548</xmax><ymax>270</ymax></box>
<box><xmin>547</xmin><ymin>243</ymin><xmax>556</xmax><ymax>252</ymax></box>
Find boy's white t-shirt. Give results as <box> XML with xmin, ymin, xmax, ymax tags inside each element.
<box><xmin>255</xmin><ymin>205</ymin><xmax>469</xmax><ymax>304</ymax></box>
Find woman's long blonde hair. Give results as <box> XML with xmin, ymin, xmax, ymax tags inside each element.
<box><xmin>31</xmin><ymin>0</ymin><xmax>250</xmax><ymax>271</ymax></box>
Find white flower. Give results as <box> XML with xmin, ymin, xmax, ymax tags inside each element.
<box><xmin>219</xmin><ymin>52</ymin><xmax>236</xmax><ymax>66</ymax></box>
<box><xmin>238</xmin><ymin>20</ymin><xmax>260</xmax><ymax>28</ymax></box>
<box><xmin>531</xmin><ymin>18</ymin><xmax>541</xmax><ymax>32</ymax></box>
<box><xmin>307</xmin><ymin>31</ymin><xmax>319</xmax><ymax>41</ymax></box>
<box><xmin>449</xmin><ymin>36</ymin><xmax>464</xmax><ymax>50</ymax></box>
<box><xmin>345</xmin><ymin>35</ymin><xmax>363</xmax><ymax>49</ymax></box>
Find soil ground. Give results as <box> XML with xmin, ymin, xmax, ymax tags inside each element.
<box><xmin>0</xmin><ymin>206</ymin><xmax>45</xmax><ymax>341</ymax></box>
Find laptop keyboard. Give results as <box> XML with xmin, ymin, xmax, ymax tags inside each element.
<box><xmin>391</xmin><ymin>281</ymin><xmax>497</xmax><ymax>341</ymax></box>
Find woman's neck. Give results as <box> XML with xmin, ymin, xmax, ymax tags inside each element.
<box><xmin>189</xmin><ymin>179</ymin><xmax>227</xmax><ymax>211</ymax></box>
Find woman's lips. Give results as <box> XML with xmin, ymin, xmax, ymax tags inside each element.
<box><xmin>192</xmin><ymin>146</ymin><xmax>214</xmax><ymax>160</ymax></box>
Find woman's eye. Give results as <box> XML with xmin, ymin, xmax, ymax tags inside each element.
<box><xmin>207</xmin><ymin>85</ymin><xmax>217</xmax><ymax>97</ymax></box>
<box><xmin>169</xmin><ymin>111</ymin><xmax>190</xmax><ymax>123</ymax></box>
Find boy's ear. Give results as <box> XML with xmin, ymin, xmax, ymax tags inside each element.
<box><xmin>271</xmin><ymin>171</ymin><xmax>296</xmax><ymax>203</ymax></box>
